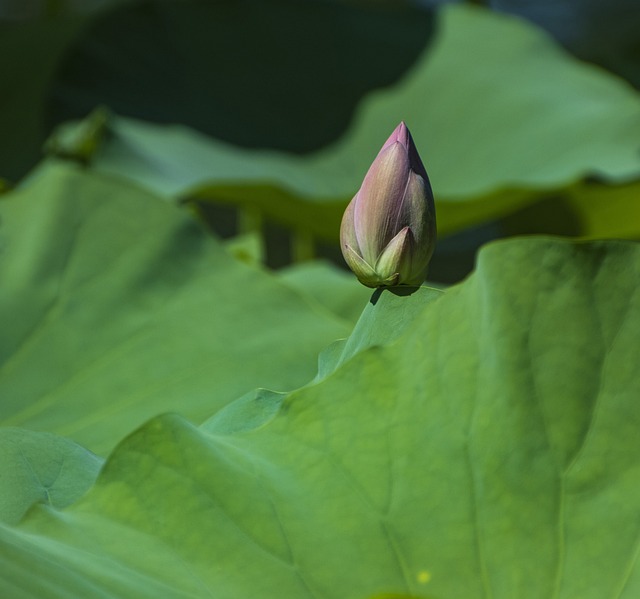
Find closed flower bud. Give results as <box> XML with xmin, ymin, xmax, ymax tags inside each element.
<box><xmin>340</xmin><ymin>122</ymin><xmax>436</xmax><ymax>288</ymax></box>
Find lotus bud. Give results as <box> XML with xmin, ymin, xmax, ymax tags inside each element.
<box><xmin>340</xmin><ymin>122</ymin><xmax>436</xmax><ymax>288</ymax></box>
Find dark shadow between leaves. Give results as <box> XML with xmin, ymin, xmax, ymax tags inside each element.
<box><xmin>370</xmin><ymin>285</ymin><xmax>420</xmax><ymax>305</ymax></box>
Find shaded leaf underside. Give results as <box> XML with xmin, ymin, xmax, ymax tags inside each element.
<box><xmin>49</xmin><ymin>4</ymin><xmax>640</xmax><ymax>240</ymax></box>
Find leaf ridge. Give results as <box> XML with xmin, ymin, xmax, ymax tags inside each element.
<box><xmin>464</xmin><ymin>419</ymin><xmax>494</xmax><ymax>599</ymax></box>
<box><xmin>468</xmin><ymin>280</ymin><xmax>495</xmax><ymax>599</ymax></box>
<box><xmin>562</xmin><ymin>282</ymin><xmax>635</xmax><ymax>478</ymax></box>
<box><xmin>0</xmin><ymin>208</ymin><xmax>83</xmax><ymax>380</ymax></box>
<box><xmin>525</xmin><ymin>285</ymin><xmax>565</xmax><ymax>599</ymax></box>
<box><xmin>382</xmin><ymin>385</ymin><xmax>416</xmax><ymax>596</ymax></box>
<box><xmin>245</xmin><ymin>455</ymin><xmax>324</xmax><ymax>599</ymax></box>
<box><xmin>126</xmin><ymin>443</ymin><xmax>297</xmax><ymax>576</ymax></box>
<box><xmin>612</xmin><ymin>527</ymin><xmax>640</xmax><ymax>599</ymax></box>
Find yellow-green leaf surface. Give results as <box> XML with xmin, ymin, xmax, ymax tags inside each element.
<box><xmin>2</xmin><ymin>237</ymin><xmax>639</xmax><ymax>598</ymax></box>
<box><xmin>0</xmin><ymin>161</ymin><xmax>351</xmax><ymax>455</ymax></box>
<box><xmin>57</xmin><ymin>4</ymin><xmax>640</xmax><ymax>239</ymax></box>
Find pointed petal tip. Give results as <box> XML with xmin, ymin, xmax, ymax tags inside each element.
<box><xmin>380</xmin><ymin>121</ymin><xmax>409</xmax><ymax>152</ymax></box>
<box><xmin>374</xmin><ymin>226</ymin><xmax>412</xmax><ymax>284</ymax></box>
<box><xmin>386</xmin><ymin>123</ymin><xmax>415</xmax><ymax>156</ymax></box>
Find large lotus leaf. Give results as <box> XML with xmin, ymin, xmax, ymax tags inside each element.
<box><xmin>2</xmin><ymin>237</ymin><xmax>639</xmax><ymax>598</ymax></box>
<box><xmin>203</xmin><ymin>285</ymin><xmax>445</xmax><ymax>434</ymax></box>
<box><xmin>47</xmin><ymin>0</ymin><xmax>434</xmax><ymax>154</ymax></box>
<box><xmin>0</xmin><ymin>161</ymin><xmax>350</xmax><ymax>455</ymax></box>
<box><xmin>52</xmin><ymin>4</ymin><xmax>640</xmax><ymax>240</ymax></box>
<box><xmin>1</xmin><ymin>0</ymin><xmax>425</xmax><ymax>182</ymax></box>
<box><xmin>489</xmin><ymin>0</ymin><xmax>640</xmax><ymax>89</ymax></box>
<box><xmin>0</xmin><ymin>428</ymin><xmax>103</xmax><ymax>526</ymax></box>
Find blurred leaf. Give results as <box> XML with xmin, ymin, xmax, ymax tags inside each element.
<box><xmin>48</xmin><ymin>0</ymin><xmax>435</xmax><ymax>153</ymax></box>
<box><xmin>56</xmin><ymin>5</ymin><xmax>640</xmax><ymax>242</ymax></box>
<box><xmin>489</xmin><ymin>0</ymin><xmax>640</xmax><ymax>89</ymax></box>
<box><xmin>2</xmin><ymin>237</ymin><xmax>640</xmax><ymax>598</ymax></box>
<box><xmin>0</xmin><ymin>428</ymin><xmax>102</xmax><ymax>525</ymax></box>
<box><xmin>43</xmin><ymin>105</ymin><xmax>111</xmax><ymax>165</ymax></box>
<box><xmin>0</xmin><ymin>161</ymin><xmax>350</xmax><ymax>454</ymax></box>
<box><xmin>278</xmin><ymin>260</ymin><xmax>373</xmax><ymax>324</ymax></box>
<box><xmin>565</xmin><ymin>181</ymin><xmax>640</xmax><ymax>239</ymax></box>
<box><xmin>0</xmin><ymin>17</ymin><xmax>84</xmax><ymax>179</ymax></box>
<box><xmin>223</xmin><ymin>231</ymin><xmax>265</xmax><ymax>266</ymax></box>
<box><xmin>0</xmin><ymin>179</ymin><xmax>11</xmax><ymax>195</ymax></box>
<box><xmin>497</xmin><ymin>181</ymin><xmax>640</xmax><ymax>240</ymax></box>
<box><xmin>0</xmin><ymin>14</ymin><xmax>87</xmax><ymax>180</ymax></box>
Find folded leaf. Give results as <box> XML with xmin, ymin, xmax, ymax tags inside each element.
<box><xmin>0</xmin><ymin>428</ymin><xmax>102</xmax><ymax>525</ymax></box>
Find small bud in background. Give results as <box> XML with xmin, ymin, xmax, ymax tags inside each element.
<box><xmin>340</xmin><ymin>122</ymin><xmax>436</xmax><ymax>288</ymax></box>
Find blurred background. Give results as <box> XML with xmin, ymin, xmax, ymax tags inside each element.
<box><xmin>2</xmin><ymin>0</ymin><xmax>640</xmax><ymax>284</ymax></box>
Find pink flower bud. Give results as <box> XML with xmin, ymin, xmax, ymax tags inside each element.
<box><xmin>340</xmin><ymin>122</ymin><xmax>436</xmax><ymax>287</ymax></box>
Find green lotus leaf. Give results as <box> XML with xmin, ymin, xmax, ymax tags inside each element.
<box><xmin>2</xmin><ymin>237</ymin><xmax>638</xmax><ymax>598</ymax></box>
<box><xmin>0</xmin><ymin>161</ymin><xmax>350</xmax><ymax>455</ymax></box>
<box><xmin>49</xmin><ymin>5</ymin><xmax>640</xmax><ymax>240</ymax></box>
